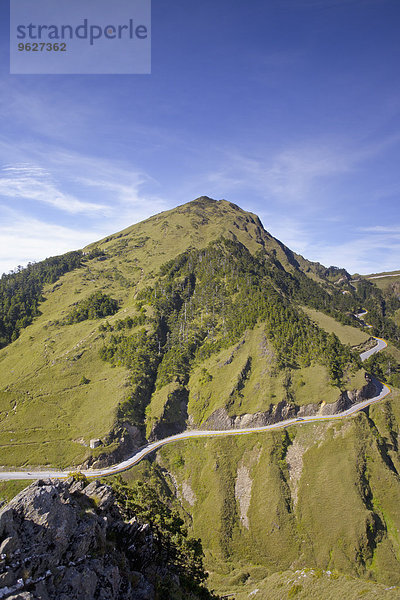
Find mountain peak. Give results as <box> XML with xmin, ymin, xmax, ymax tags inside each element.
<box><xmin>86</xmin><ymin>196</ymin><xmax>305</xmax><ymax>279</ymax></box>
<box><xmin>191</xmin><ymin>195</ymin><xmax>218</xmax><ymax>205</ymax></box>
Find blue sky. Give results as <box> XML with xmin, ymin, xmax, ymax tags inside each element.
<box><xmin>1</xmin><ymin>0</ymin><xmax>400</xmax><ymax>275</ymax></box>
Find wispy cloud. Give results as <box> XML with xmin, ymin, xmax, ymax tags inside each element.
<box><xmin>206</xmin><ymin>132</ymin><xmax>400</xmax><ymax>208</ymax></box>
<box><xmin>0</xmin><ymin>146</ymin><xmax>169</xmax><ymax>275</ymax></box>
<box><xmin>308</xmin><ymin>229</ymin><xmax>400</xmax><ymax>274</ymax></box>
<box><xmin>360</xmin><ymin>226</ymin><xmax>400</xmax><ymax>234</ymax></box>
<box><xmin>0</xmin><ymin>208</ymin><xmax>99</xmax><ymax>275</ymax></box>
<box><xmin>256</xmin><ymin>211</ymin><xmax>312</xmax><ymax>256</ymax></box>
<box><xmin>47</xmin><ymin>150</ymin><xmax>168</xmax><ymax>224</ymax></box>
<box><xmin>261</xmin><ymin>146</ymin><xmax>351</xmax><ymax>201</ymax></box>
<box><xmin>0</xmin><ymin>163</ymin><xmax>110</xmax><ymax>215</ymax></box>
<box><xmin>205</xmin><ymin>145</ymin><xmax>349</xmax><ymax>210</ymax></box>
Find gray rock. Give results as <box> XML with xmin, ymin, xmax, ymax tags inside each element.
<box><xmin>202</xmin><ymin>380</ymin><xmax>378</xmax><ymax>430</ymax></box>
<box><xmin>0</xmin><ymin>479</ymin><xmax>159</xmax><ymax>600</ymax></box>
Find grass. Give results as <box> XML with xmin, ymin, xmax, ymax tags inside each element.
<box><xmin>145</xmin><ymin>381</ymin><xmax>181</xmax><ymax>437</ymax></box>
<box><xmin>301</xmin><ymin>306</ymin><xmax>370</xmax><ymax>347</ymax></box>
<box><xmin>0</xmin><ymin>199</ymin><xmax>373</xmax><ymax>468</ymax></box>
<box><xmin>365</xmin><ymin>272</ymin><xmax>400</xmax><ymax>293</ymax></box>
<box><xmin>0</xmin><ymin>199</ymin><xmax>319</xmax><ymax>469</ymax></box>
<box><xmin>187</xmin><ymin>325</ymin><xmax>366</xmax><ymax>426</ymax></box>
<box><xmin>89</xmin><ymin>198</ymin><xmax>301</xmax><ymax>277</ymax></box>
<box><xmin>385</xmin><ymin>342</ymin><xmax>400</xmax><ymax>364</ymax></box>
<box><xmin>1</xmin><ymin>199</ymin><xmax>400</xmax><ymax>597</ymax></box>
<box><xmin>208</xmin><ymin>567</ymin><xmax>400</xmax><ymax>600</ymax></box>
<box><xmin>123</xmin><ymin>397</ymin><xmax>400</xmax><ymax>590</ymax></box>
<box><xmin>0</xmin><ymin>479</ymin><xmax>31</xmax><ymax>503</ymax></box>
<box><xmin>0</xmin><ymin>261</ymin><xmax>137</xmax><ymax>468</ymax></box>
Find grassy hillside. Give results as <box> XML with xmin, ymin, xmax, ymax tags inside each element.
<box><xmin>1</xmin><ymin>197</ymin><xmax>400</xmax><ymax>596</ymax></box>
<box><xmin>301</xmin><ymin>306</ymin><xmax>370</xmax><ymax>347</ymax></box>
<box><xmin>139</xmin><ymin>388</ymin><xmax>400</xmax><ymax>592</ymax></box>
<box><xmin>185</xmin><ymin>326</ymin><xmax>364</xmax><ymax>425</ymax></box>
<box><xmin>364</xmin><ymin>273</ymin><xmax>400</xmax><ymax>332</ymax></box>
<box><xmin>88</xmin><ymin>197</ymin><xmax>304</xmax><ymax>277</ymax></box>
<box><xmin>210</xmin><ymin>568</ymin><xmax>400</xmax><ymax>599</ymax></box>
<box><xmin>0</xmin><ymin>197</ymin><xmax>396</xmax><ymax>468</ymax></box>
<box><xmin>366</xmin><ymin>270</ymin><xmax>400</xmax><ymax>285</ymax></box>
<box><xmin>0</xmin><ymin>259</ymin><xmax>138</xmax><ymax>467</ymax></box>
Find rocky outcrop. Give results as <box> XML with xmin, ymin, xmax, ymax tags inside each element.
<box><xmin>320</xmin><ymin>380</ymin><xmax>377</xmax><ymax>416</ymax></box>
<box><xmin>82</xmin><ymin>423</ymin><xmax>144</xmax><ymax>469</ymax></box>
<box><xmin>203</xmin><ymin>380</ymin><xmax>377</xmax><ymax>431</ymax></box>
<box><xmin>0</xmin><ymin>479</ymin><xmax>204</xmax><ymax>600</ymax></box>
<box><xmin>203</xmin><ymin>399</ymin><xmax>297</xmax><ymax>430</ymax></box>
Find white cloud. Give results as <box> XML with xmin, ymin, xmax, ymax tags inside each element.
<box><xmin>360</xmin><ymin>226</ymin><xmax>400</xmax><ymax>235</ymax></box>
<box><xmin>307</xmin><ymin>231</ymin><xmax>400</xmax><ymax>275</ymax></box>
<box><xmin>205</xmin><ymin>145</ymin><xmax>347</xmax><ymax>208</ymax></box>
<box><xmin>0</xmin><ymin>163</ymin><xmax>110</xmax><ymax>215</ymax></box>
<box><xmin>206</xmin><ymin>132</ymin><xmax>400</xmax><ymax>209</ymax></box>
<box><xmin>256</xmin><ymin>211</ymin><xmax>312</xmax><ymax>256</ymax></box>
<box><xmin>0</xmin><ymin>148</ymin><xmax>170</xmax><ymax>275</ymax></box>
<box><xmin>0</xmin><ymin>210</ymin><xmax>100</xmax><ymax>275</ymax></box>
<box><xmin>14</xmin><ymin>148</ymin><xmax>168</xmax><ymax>218</ymax></box>
<box><xmin>262</xmin><ymin>147</ymin><xmax>351</xmax><ymax>201</ymax></box>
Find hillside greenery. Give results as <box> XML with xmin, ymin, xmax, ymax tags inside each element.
<box><xmin>0</xmin><ymin>198</ymin><xmax>400</xmax><ymax>598</ymax></box>
<box><xmin>0</xmin><ymin>198</ymin><xmax>397</xmax><ymax>469</ymax></box>
<box><xmin>98</xmin><ymin>238</ymin><xmax>362</xmax><ymax>433</ymax></box>
<box><xmin>139</xmin><ymin>390</ymin><xmax>400</xmax><ymax>593</ymax></box>
<box><xmin>65</xmin><ymin>291</ymin><xmax>119</xmax><ymax>324</ymax></box>
<box><xmin>354</xmin><ymin>279</ymin><xmax>400</xmax><ymax>348</ymax></box>
<box><xmin>111</xmin><ymin>476</ymin><xmax>217</xmax><ymax>598</ymax></box>
<box><xmin>0</xmin><ymin>250</ymin><xmax>82</xmax><ymax>347</ymax></box>
<box><xmin>364</xmin><ymin>351</ymin><xmax>400</xmax><ymax>388</ymax></box>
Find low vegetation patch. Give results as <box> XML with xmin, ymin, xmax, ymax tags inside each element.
<box><xmin>66</xmin><ymin>291</ymin><xmax>119</xmax><ymax>324</ymax></box>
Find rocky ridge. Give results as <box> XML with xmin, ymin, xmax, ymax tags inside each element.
<box><xmin>0</xmin><ymin>479</ymin><xmax>210</xmax><ymax>600</ymax></box>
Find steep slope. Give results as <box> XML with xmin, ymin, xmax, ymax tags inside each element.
<box><xmin>88</xmin><ymin>196</ymin><xmax>304</xmax><ymax>276</ymax></box>
<box><xmin>1</xmin><ymin>197</ymin><xmax>400</xmax><ymax>597</ymax></box>
<box><xmin>0</xmin><ymin>477</ymin><xmax>216</xmax><ymax>600</ymax></box>
<box><xmin>0</xmin><ymin>197</ymin><xmax>398</xmax><ymax>471</ymax></box>
<box><xmin>139</xmin><ymin>388</ymin><xmax>400</xmax><ymax>592</ymax></box>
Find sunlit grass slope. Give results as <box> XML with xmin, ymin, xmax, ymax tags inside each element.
<box><xmin>186</xmin><ymin>325</ymin><xmax>364</xmax><ymax>424</ymax></box>
<box><xmin>0</xmin><ymin>198</ymin><xmax>310</xmax><ymax>468</ymax></box>
<box><xmin>210</xmin><ymin>568</ymin><xmax>400</xmax><ymax>600</ymax></box>
<box><xmin>88</xmin><ymin>197</ymin><xmax>303</xmax><ymax>277</ymax></box>
<box><xmin>152</xmin><ymin>389</ymin><xmax>400</xmax><ymax>590</ymax></box>
<box><xmin>0</xmin><ymin>264</ymin><xmax>135</xmax><ymax>468</ymax></box>
<box><xmin>301</xmin><ymin>306</ymin><xmax>370</xmax><ymax>347</ymax></box>
<box><xmin>366</xmin><ymin>271</ymin><xmax>400</xmax><ymax>289</ymax></box>
<box><xmin>0</xmin><ymin>198</ymin><xmax>384</xmax><ymax>468</ymax></box>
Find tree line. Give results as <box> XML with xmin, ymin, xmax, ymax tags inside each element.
<box><xmin>0</xmin><ymin>251</ymin><xmax>82</xmax><ymax>347</ymax></box>
<box><xmin>99</xmin><ymin>239</ymin><xmax>362</xmax><ymax>432</ymax></box>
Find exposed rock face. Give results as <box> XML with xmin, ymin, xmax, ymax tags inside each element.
<box><xmin>203</xmin><ymin>381</ymin><xmax>377</xmax><ymax>431</ymax></box>
<box><xmin>235</xmin><ymin>465</ymin><xmax>253</xmax><ymax>529</ymax></box>
<box><xmin>320</xmin><ymin>380</ymin><xmax>377</xmax><ymax>416</ymax></box>
<box><xmin>0</xmin><ymin>479</ymin><xmax>175</xmax><ymax>600</ymax></box>
<box><xmin>286</xmin><ymin>438</ymin><xmax>305</xmax><ymax>508</ymax></box>
<box><xmin>203</xmin><ymin>400</ymin><xmax>297</xmax><ymax>431</ymax></box>
<box><xmin>82</xmin><ymin>423</ymin><xmax>144</xmax><ymax>469</ymax></box>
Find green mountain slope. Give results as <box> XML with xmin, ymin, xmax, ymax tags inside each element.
<box><xmin>129</xmin><ymin>390</ymin><xmax>400</xmax><ymax>592</ymax></box>
<box><xmin>1</xmin><ymin>196</ymin><xmax>400</xmax><ymax>595</ymax></box>
<box><xmin>0</xmin><ymin>197</ymin><xmax>399</xmax><ymax>469</ymax></box>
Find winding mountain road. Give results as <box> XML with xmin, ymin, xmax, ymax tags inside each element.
<box><xmin>0</xmin><ymin>315</ymin><xmax>392</xmax><ymax>481</ymax></box>
<box><xmin>356</xmin><ymin>310</ymin><xmax>388</xmax><ymax>360</ymax></box>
